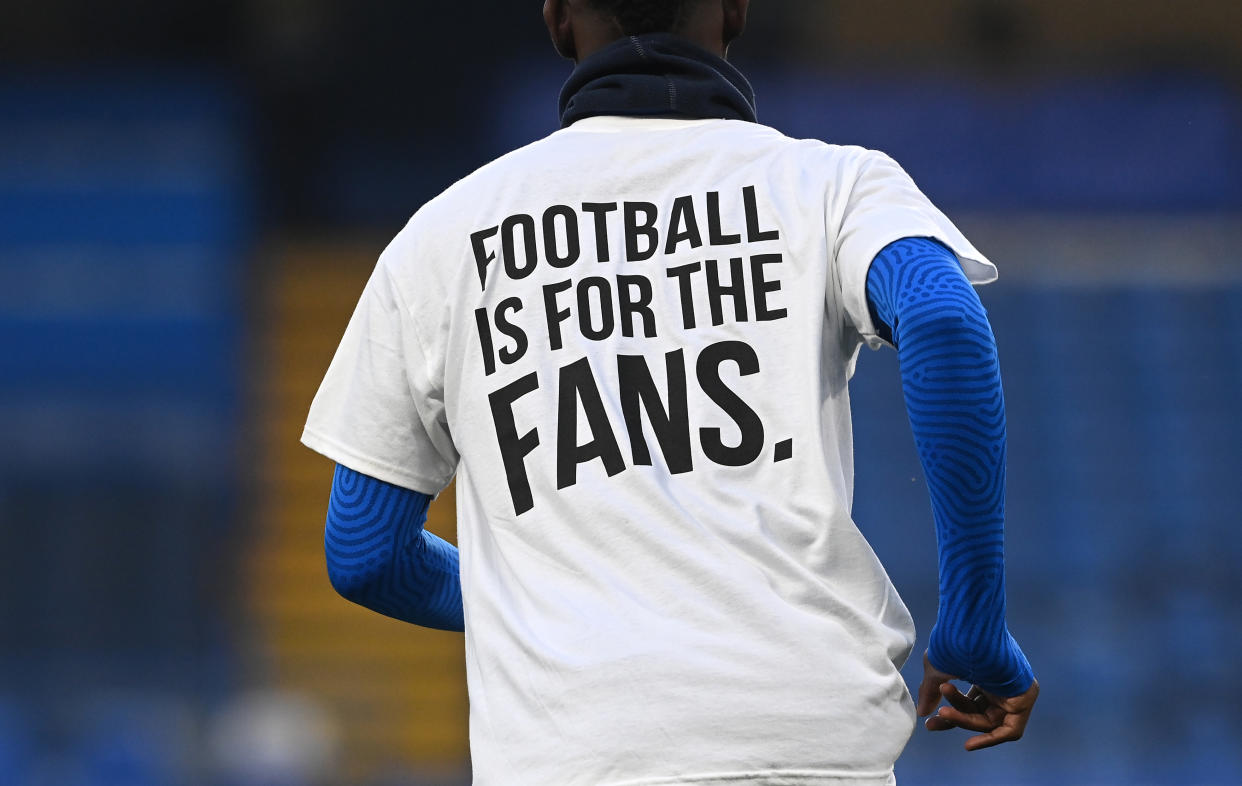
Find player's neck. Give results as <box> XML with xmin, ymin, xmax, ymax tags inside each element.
<box><xmin>565</xmin><ymin>3</ymin><xmax>733</xmax><ymax>63</ymax></box>
<box><xmin>573</xmin><ymin>30</ymin><xmax>727</xmax><ymax>64</ymax></box>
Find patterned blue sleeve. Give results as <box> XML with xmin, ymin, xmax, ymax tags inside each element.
<box><xmin>325</xmin><ymin>464</ymin><xmax>464</xmax><ymax>632</ymax></box>
<box><xmin>866</xmin><ymin>237</ymin><xmax>1034</xmax><ymax>697</ymax></box>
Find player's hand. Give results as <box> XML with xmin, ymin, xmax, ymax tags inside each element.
<box><xmin>916</xmin><ymin>651</ymin><xmax>1039</xmax><ymax>751</ymax></box>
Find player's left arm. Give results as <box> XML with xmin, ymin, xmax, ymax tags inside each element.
<box><xmin>866</xmin><ymin>237</ymin><xmax>1038</xmax><ymax>750</ymax></box>
<box><xmin>323</xmin><ymin>463</ymin><xmax>464</xmax><ymax>632</ymax></box>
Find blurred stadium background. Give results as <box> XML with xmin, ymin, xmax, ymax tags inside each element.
<box><xmin>2</xmin><ymin>0</ymin><xmax>1240</xmax><ymax>783</ymax></box>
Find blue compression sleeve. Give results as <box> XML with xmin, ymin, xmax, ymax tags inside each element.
<box><xmin>324</xmin><ymin>464</ymin><xmax>464</xmax><ymax>632</ymax></box>
<box><xmin>866</xmin><ymin>237</ymin><xmax>1034</xmax><ymax>697</ymax></box>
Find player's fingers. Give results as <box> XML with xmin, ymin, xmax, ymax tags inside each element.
<box><xmin>917</xmin><ymin>651</ymin><xmax>958</xmax><ymax>717</ymax></box>
<box><xmin>933</xmin><ymin>705</ymin><xmax>995</xmax><ymax>733</ymax></box>
<box><xmin>940</xmin><ymin>683</ymin><xmax>981</xmax><ymax>715</ymax></box>
<box><xmin>963</xmin><ymin>718</ymin><xmax>1025</xmax><ymax>751</ymax></box>
<box><xmin>916</xmin><ymin>677</ymin><xmax>945</xmax><ymax>717</ymax></box>
<box><xmin>924</xmin><ymin>713</ymin><xmax>957</xmax><ymax>732</ymax></box>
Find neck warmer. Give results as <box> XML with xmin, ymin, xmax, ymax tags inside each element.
<box><xmin>559</xmin><ymin>33</ymin><xmax>757</xmax><ymax>128</ymax></box>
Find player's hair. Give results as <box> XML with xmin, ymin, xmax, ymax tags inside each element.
<box><xmin>587</xmin><ymin>0</ymin><xmax>695</xmax><ymax>35</ymax></box>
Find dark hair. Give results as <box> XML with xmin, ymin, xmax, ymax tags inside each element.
<box><xmin>589</xmin><ymin>0</ymin><xmax>693</xmax><ymax>35</ymax></box>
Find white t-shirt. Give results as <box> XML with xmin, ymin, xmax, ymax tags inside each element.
<box><xmin>303</xmin><ymin>116</ymin><xmax>996</xmax><ymax>786</ymax></box>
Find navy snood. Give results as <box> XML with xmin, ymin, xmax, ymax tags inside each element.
<box><xmin>560</xmin><ymin>33</ymin><xmax>757</xmax><ymax>127</ymax></box>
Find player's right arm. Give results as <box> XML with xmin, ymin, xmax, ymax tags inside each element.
<box><xmin>866</xmin><ymin>236</ymin><xmax>1038</xmax><ymax>750</ymax></box>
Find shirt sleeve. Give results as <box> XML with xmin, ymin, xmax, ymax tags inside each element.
<box><xmin>302</xmin><ymin>244</ymin><xmax>459</xmax><ymax>496</ymax></box>
<box><xmin>833</xmin><ymin>150</ymin><xmax>998</xmax><ymax>348</ymax></box>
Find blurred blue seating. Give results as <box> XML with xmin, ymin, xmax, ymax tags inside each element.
<box><xmin>0</xmin><ymin>698</ymin><xmax>35</xmax><ymax>784</ymax></box>
<box><xmin>0</xmin><ymin>71</ymin><xmax>248</xmax><ymax>478</ymax></box>
<box><xmin>70</xmin><ymin>694</ymin><xmax>194</xmax><ymax>786</ymax></box>
<box><xmin>757</xmin><ymin>72</ymin><xmax>1242</xmax><ymax>211</ymax></box>
<box><xmin>0</xmin><ymin>69</ymin><xmax>250</xmax><ymax>734</ymax></box>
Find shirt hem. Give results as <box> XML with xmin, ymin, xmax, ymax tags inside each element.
<box><xmin>603</xmin><ymin>768</ymin><xmax>896</xmax><ymax>786</ymax></box>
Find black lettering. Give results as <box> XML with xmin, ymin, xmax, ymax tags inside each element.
<box><xmin>751</xmin><ymin>253</ymin><xmax>788</xmax><ymax>321</ymax></box>
<box><xmin>616</xmin><ymin>275</ymin><xmax>656</xmax><ymax>338</ymax></box>
<box><xmin>471</xmin><ymin>226</ymin><xmax>499</xmax><ymax>290</ymax></box>
<box><xmin>543</xmin><ymin>205</ymin><xmax>581</xmax><ymax>269</ymax></box>
<box><xmin>557</xmin><ymin>358</ymin><xmax>626</xmax><ymax>489</ymax></box>
<box><xmin>495</xmin><ymin>297</ymin><xmax>528</xmax><ymax>366</ymax></box>
<box><xmin>501</xmin><ymin>214</ymin><xmax>539</xmax><ymax>280</ymax></box>
<box><xmin>474</xmin><ymin>307</ymin><xmax>496</xmax><ymax>376</ymax></box>
<box><xmin>665</xmin><ymin>262</ymin><xmax>702</xmax><ymax>330</ymax></box>
<box><xmin>619</xmin><ymin>350</ymin><xmax>693</xmax><ymax>474</ymax></box>
<box><xmin>743</xmin><ymin>185</ymin><xmax>781</xmax><ymax>242</ymax></box>
<box><xmin>489</xmin><ymin>372</ymin><xmax>541</xmax><ymax>515</ymax></box>
<box><xmin>582</xmin><ymin>202</ymin><xmax>618</xmax><ymax>262</ymax></box>
<box><xmin>665</xmin><ymin>195</ymin><xmax>704</xmax><ymax>254</ymax></box>
<box><xmin>706</xmin><ymin>191</ymin><xmax>742</xmax><ymax>246</ymax></box>
<box><xmin>697</xmin><ymin>341</ymin><xmax>765</xmax><ymax>467</ymax></box>
<box><xmin>543</xmin><ymin>279</ymin><xmax>574</xmax><ymax>351</ymax></box>
<box><xmin>706</xmin><ymin>257</ymin><xmax>748</xmax><ymax>326</ymax></box>
<box><xmin>624</xmin><ymin>201</ymin><xmax>660</xmax><ymax>262</ymax></box>
<box><xmin>577</xmin><ymin>276</ymin><xmax>615</xmax><ymax>341</ymax></box>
